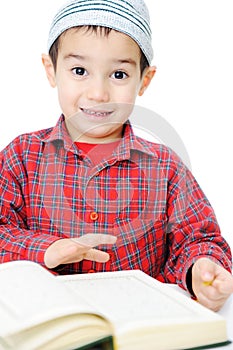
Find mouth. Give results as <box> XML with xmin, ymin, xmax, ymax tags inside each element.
<box><xmin>80</xmin><ymin>108</ymin><xmax>113</xmax><ymax>118</ymax></box>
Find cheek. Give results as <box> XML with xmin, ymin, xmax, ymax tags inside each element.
<box><xmin>115</xmin><ymin>100</ymin><xmax>135</xmax><ymax>124</ymax></box>
<box><xmin>57</xmin><ymin>89</ymin><xmax>67</xmax><ymax>111</ymax></box>
<box><xmin>57</xmin><ymin>85</ymin><xmax>77</xmax><ymax>113</ymax></box>
<box><xmin>114</xmin><ymin>84</ymin><xmax>140</xmax><ymax>104</ymax></box>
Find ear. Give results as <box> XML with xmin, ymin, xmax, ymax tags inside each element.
<box><xmin>41</xmin><ymin>54</ymin><xmax>57</xmax><ymax>88</ymax></box>
<box><xmin>138</xmin><ymin>66</ymin><xmax>156</xmax><ymax>96</ymax></box>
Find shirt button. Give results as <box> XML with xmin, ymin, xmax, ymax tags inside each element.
<box><xmin>90</xmin><ymin>211</ymin><xmax>99</xmax><ymax>221</ymax></box>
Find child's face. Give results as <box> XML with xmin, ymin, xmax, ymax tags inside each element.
<box><xmin>43</xmin><ymin>27</ymin><xmax>155</xmax><ymax>143</ymax></box>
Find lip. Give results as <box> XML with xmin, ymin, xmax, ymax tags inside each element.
<box><xmin>80</xmin><ymin>108</ymin><xmax>113</xmax><ymax>119</ymax></box>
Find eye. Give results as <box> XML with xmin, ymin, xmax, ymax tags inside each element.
<box><xmin>112</xmin><ymin>71</ymin><xmax>128</xmax><ymax>80</ymax></box>
<box><xmin>72</xmin><ymin>67</ymin><xmax>87</xmax><ymax>76</ymax></box>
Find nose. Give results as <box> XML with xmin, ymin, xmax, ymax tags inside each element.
<box><xmin>86</xmin><ymin>77</ymin><xmax>110</xmax><ymax>103</ymax></box>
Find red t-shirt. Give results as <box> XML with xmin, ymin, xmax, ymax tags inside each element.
<box><xmin>75</xmin><ymin>140</ymin><xmax>120</xmax><ymax>165</ymax></box>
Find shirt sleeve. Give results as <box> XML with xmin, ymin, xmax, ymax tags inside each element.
<box><xmin>156</xmin><ymin>149</ymin><xmax>232</xmax><ymax>291</ymax></box>
<box><xmin>0</xmin><ymin>142</ymin><xmax>60</xmax><ymax>267</ymax></box>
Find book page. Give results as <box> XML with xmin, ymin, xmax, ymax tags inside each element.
<box><xmin>59</xmin><ymin>270</ymin><xmax>224</xmax><ymax>332</ymax></box>
<box><xmin>0</xmin><ymin>261</ymin><xmax>102</xmax><ymax>337</ymax></box>
<box><xmin>0</xmin><ymin>262</ymin><xmax>227</xmax><ymax>350</ymax></box>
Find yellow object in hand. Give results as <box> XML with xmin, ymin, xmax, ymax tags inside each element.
<box><xmin>203</xmin><ymin>280</ymin><xmax>213</xmax><ymax>286</ymax></box>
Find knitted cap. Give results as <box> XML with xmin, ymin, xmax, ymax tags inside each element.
<box><xmin>47</xmin><ymin>0</ymin><xmax>153</xmax><ymax>64</ymax></box>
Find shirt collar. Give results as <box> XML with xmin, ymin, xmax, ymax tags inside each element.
<box><xmin>39</xmin><ymin>114</ymin><xmax>157</xmax><ymax>159</ymax></box>
<box><xmin>39</xmin><ymin>114</ymin><xmax>77</xmax><ymax>154</ymax></box>
<box><xmin>115</xmin><ymin>122</ymin><xmax>157</xmax><ymax>160</ymax></box>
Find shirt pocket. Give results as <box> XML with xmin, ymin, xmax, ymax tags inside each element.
<box><xmin>110</xmin><ymin>216</ymin><xmax>167</xmax><ymax>277</ymax></box>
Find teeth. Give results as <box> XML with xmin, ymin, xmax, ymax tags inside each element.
<box><xmin>82</xmin><ymin>109</ymin><xmax>110</xmax><ymax>117</ymax></box>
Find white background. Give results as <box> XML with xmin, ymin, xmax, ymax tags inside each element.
<box><xmin>0</xmin><ymin>1</ymin><xmax>232</xmax><ymax>249</ymax></box>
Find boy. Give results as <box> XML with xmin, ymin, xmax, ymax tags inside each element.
<box><xmin>0</xmin><ymin>0</ymin><xmax>233</xmax><ymax>312</ymax></box>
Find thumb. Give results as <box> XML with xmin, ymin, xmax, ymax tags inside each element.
<box><xmin>196</xmin><ymin>258</ymin><xmax>216</xmax><ymax>284</ymax></box>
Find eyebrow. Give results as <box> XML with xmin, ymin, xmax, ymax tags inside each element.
<box><xmin>63</xmin><ymin>54</ymin><xmax>85</xmax><ymax>61</ymax></box>
<box><xmin>113</xmin><ymin>58</ymin><xmax>137</xmax><ymax>66</ymax></box>
<box><xmin>63</xmin><ymin>54</ymin><xmax>137</xmax><ymax>66</ymax></box>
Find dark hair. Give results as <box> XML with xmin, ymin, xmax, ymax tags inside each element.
<box><xmin>49</xmin><ymin>26</ymin><xmax>149</xmax><ymax>76</ymax></box>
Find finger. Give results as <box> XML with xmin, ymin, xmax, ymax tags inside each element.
<box><xmin>199</xmin><ymin>262</ymin><xmax>233</xmax><ymax>296</ymax></box>
<box><xmin>212</xmin><ymin>278</ymin><xmax>233</xmax><ymax>296</ymax></box>
<box><xmin>72</xmin><ymin>234</ymin><xmax>117</xmax><ymax>248</ymax></box>
<box><xmin>83</xmin><ymin>248</ymin><xmax>110</xmax><ymax>263</ymax></box>
<box><xmin>200</xmin><ymin>283</ymin><xmax>224</xmax><ymax>302</ymax></box>
<box><xmin>201</xmin><ymin>269</ymin><xmax>215</xmax><ymax>284</ymax></box>
<box><xmin>196</xmin><ymin>290</ymin><xmax>225</xmax><ymax>312</ymax></box>
<box><xmin>55</xmin><ymin>247</ymin><xmax>111</xmax><ymax>264</ymax></box>
<box><xmin>197</xmin><ymin>278</ymin><xmax>233</xmax><ymax>309</ymax></box>
<box><xmin>195</xmin><ymin>258</ymin><xmax>216</xmax><ymax>284</ymax></box>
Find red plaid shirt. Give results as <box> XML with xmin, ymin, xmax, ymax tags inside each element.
<box><xmin>0</xmin><ymin>115</ymin><xmax>231</xmax><ymax>290</ymax></box>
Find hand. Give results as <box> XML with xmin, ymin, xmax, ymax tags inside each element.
<box><xmin>44</xmin><ymin>234</ymin><xmax>117</xmax><ymax>269</ymax></box>
<box><xmin>192</xmin><ymin>257</ymin><xmax>233</xmax><ymax>311</ymax></box>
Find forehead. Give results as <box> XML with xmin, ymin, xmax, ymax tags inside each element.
<box><xmin>58</xmin><ymin>26</ymin><xmax>141</xmax><ymax>58</ymax></box>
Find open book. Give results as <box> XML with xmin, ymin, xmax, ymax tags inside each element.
<box><xmin>0</xmin><ymin>260</ymin><xmax>230</xmax><ymax>350</ymax></box>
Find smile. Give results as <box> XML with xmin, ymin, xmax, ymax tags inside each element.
<box><xmin>81</xmin><ymin>108</ymin><xmax>113</xmax><ymax>118</ymax></box>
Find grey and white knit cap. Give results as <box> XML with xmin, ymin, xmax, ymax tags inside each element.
<box><xmin>47</xmin><ymin>0</ymin><xmax>153</xmax><ymax>64</ymax></box>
